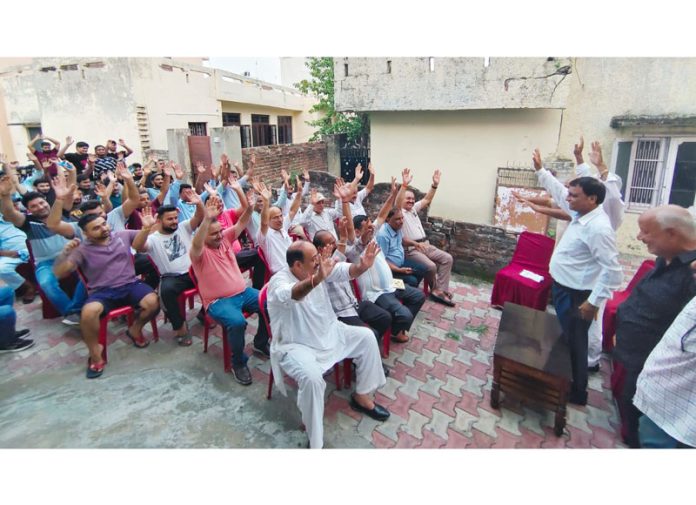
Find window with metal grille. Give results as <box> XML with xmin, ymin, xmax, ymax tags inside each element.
<box><xmin>222</xmin><ymin>113</ymin><xmax>241</xmax><ymax>127</ymax></box>
<box><xmin>277</xmin><ymin>116</ymin><xmax>293</xmax><ymax>144</ymax></box>
<box><xmin>188</xmin><ymin>122</ymin><xmax>208</xmax><ymax>136</ymax></box>
<box><xmin>626</xmin><ymin>138</ymin><xmax>666</xmax><ymax>207</ymax></box>
<box><xmin>241</xmin><ymin>125</ymin><xmax>252</xmax><ymax>148</ymax></box>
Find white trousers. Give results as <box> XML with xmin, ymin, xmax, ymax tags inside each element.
<box><xmin>279</xmin><ymin>324</ymin><xmax>386</xmax><ymax>449</ymax></box>
<box><xmin>587</xmin><ymin>300</ymin><xmax>606</xmax><ymax>367</ymax></box>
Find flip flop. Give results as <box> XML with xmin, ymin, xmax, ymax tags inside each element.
<box><xmin>391</xmin><ymin>332</ymin><xmax>409</xmax><ymax>343</ymax></box>
<box><xmin>86</xmin><ymin>358</ymin><xmax>105</xmax><ymax>379</ymax></box>
<box><xmin>430</xmin><ymin>292</ymin><xmax>455</xmax><ymax>307</ymax></box>
<box><xmin>177</xmin><ymin>334</ymin><xmax>193</xmax><ymax>347</ymax></box>
<box><xmin>126</xmin><ymin>329</ymin><xmax>149</xmax><ymax>349</ymax></box>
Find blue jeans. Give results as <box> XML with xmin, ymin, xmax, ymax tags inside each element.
<box><xmin>395</xmin><ymin>258</ymin><xmax>427</xmax><ymax>288</ymax></box>
<box><xmin>639</xmin><ymin>414</ymin><xmax>692</xmax><ymax>449</ymax></box>
<box><xmin>35</xmin><ymin>259</ymin><xmax>87</xmax><ymax>316</ymax></box>
<box><xmin>0</xmin><ymin>285</ymin><xmax>17</xmax><ymax>346</ymax></box>
<box><xmin>206</xmin><ymin>287</ymin><xmax>269</xmax><ymax>368</ymax></box>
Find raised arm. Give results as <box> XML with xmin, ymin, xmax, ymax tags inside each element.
<box><xmin>26</xmin><ymin>134</ymin><xmax>41</xmax><ymax>154</ymax></box>
<box><xmin>118</xmin><ymin>138</ymin><xmax>133</xmax><ymax>157</ymax></box>
<box><xmin>573</xmin><ymin>136</ymin><xmax>585</xmax><ymax>166</ymax></box>
<box><xmin>351</xmin><ymin>163</ymin><xmax>364</xmax><ymax>190</ymax></box>
<box><xmin>375</xmin><ymin>177</ymin><xmax>399</xmax><ymax>229</ymax></box>
<box><xmin>533</xmin><ymin>148</ymin><xmax>571</xmax><ymax>215</ymax></box>
<box><xmin>0</xmin><ymin>176</ymin><xmax>26</xmax><ymax>228</ymax></box>
<box><xmin>395</xmin><ymin>168</ymin><xmax>412</xmax><ymax>209</ymax></box>
<box><xmin>188</xmin><ymin>192</ymin><xmax>206</xmax><ymax>231</ymax></box>
<box><xmin>57</xmin><ymin>136</ymin><xmax>73</xmax><ymax>159</ymax></box>
<box><xmin>291</xmin><ymin>246</ymin><xmax>336</xmax><ymax>301</ymax></box>
<box><xmin>365</xmin><ymin>162</ymin><xmax>375</xmax><ymax>194</ymax></box>
<box><xmin>419</xmin><ymin>169</ymin><xmax>441</xmax><ymax>209</ymax></box>
<box><xmin>288</xmin><ymin>175</ymin><xmax>304</xmax><ymax>223</ymax></box>
<box><xmin>132</xmin><ymin>205</ymin><xmax>156</xmax><ymax>253</ymax></box>
<box><xmin>190</xmin><ymin>197</ymin><xmax>222</xmax><ymax>259</ymax></box>
<box><xmin>117</xmin><ymin>163</ymin><xmax>140</xmax><ymax>218</ymax></box>
<box><xmin>333</xmin><ymin>178</ymin><xmax>356</xmax><ymax>244</ymax></box>
<box><xmin>253</xmin><ymin>180</ymin><xmax>273</xmax><ymax>238</ymax></box>
<box><xmin>513</xmin><ymin>193</ymin><xmax>571</xmax><ymax>221</ymax></box>
<box><xmin>47</xmin><ymin>178</ymin><xmax>78</xmax><ymax>238</ymax></box>
<box><xmin>43</xmin><ymin>135</ymin><xmax>61</xmax><ymax>152</ymax></box>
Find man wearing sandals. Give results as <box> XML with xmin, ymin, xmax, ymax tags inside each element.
<box><xmin>132</xmin><ymin>196</ymin><xmax>205</xmax><ymax>347</ymax></box>
<box><xmin>53</xmin><ymin>214</ymin><xmax>160</xmax><ymax>379</ymax></box>
<box><xmin>396</xmin><ymin>168</ymin><xmax>455</xmax><ymax>307</ymax></box>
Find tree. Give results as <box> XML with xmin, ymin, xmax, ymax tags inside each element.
<box><xmin>295</xmin><ymin>57</ymin><xmax>369</xmax><ymax>145</ymax></box>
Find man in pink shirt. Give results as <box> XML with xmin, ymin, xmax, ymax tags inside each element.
<box><xmin>190</xmin><ymin>195</ymin><xmax>269</xmax><ymax>385</ymax></box>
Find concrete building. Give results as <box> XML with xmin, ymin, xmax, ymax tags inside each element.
<box><xmin>0</xmin><ymin>57</ymin><xmax>319</xmax><ymax>170</ymax></box>
<box><xmin>334</xmin><ymin>57</ymin><xmax>696</xmax><ymax>255</ymax></box>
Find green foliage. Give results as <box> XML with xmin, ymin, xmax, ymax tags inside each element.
<box><xmin>295</xmin><ymin>57</ymin><xmax>369</xmax><ymax>144</ymax></box>
<box><xmin>445</xmin><ymin>331</ymin><xmax>461</xmax><ymax>341</ymax></box>
<box><xmin>464</xmin><ymin>323</ymin><xmax>489</xmax><ymax>336</ymax></box>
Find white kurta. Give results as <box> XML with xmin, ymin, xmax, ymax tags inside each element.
<box><xmin>267</xmin><ymin>264</ymin><xmax>386</xmax><ymax>448</ymax></box>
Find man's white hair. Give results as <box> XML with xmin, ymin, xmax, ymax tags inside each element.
<box><xmin>653</xmin><ymin>205</ymin><xmax>696</xmax><ymax>238</ymax></box>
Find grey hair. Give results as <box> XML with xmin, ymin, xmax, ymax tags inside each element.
<box><xmin>653</xmin><ymin>205</ymin><xmax>696</xmax><ymax>238</ymax></box>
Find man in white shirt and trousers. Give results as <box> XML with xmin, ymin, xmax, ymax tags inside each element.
<box><xmin>533</xmin><ymin>148</ymin><xmax>622</xmax><ymax>405</ymax></box>
<box><xmin>267</xmin><ymin>240</ymin><xmax>389</xmax><ymax>448</ymax></box>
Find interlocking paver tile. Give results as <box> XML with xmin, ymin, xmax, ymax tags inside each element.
<box><xmin>357</xmin><ymin>414</ymin><xmax>382</xmax><ymax>440</ymax></box>
<box><xmin>456</xmin><ymin>392</ymin><xmax>480</xmax><ymax>416</ymax></box>
<box><xmin>388</xmin><ymin>361</ymin><xmax>410</xmax><ymax>383</ymax></box>
<box><xmin>446</xmin><ymin>359</ymin><xmax>470</xmax><ymax>380</ymax></box>
<box><xmin>520</xmin><ymin>407</ymin><xmax>546</xmax><ymax>436</ymax></box>
<box><xmin>460</xmin><ymin>374</ymin><xmax>486</xmax><ymax>397</ymax></box>
<box><xmin>374</xmin><ymin>412</ymin><xmax>406</xmax><ymax>442</ymax></box>
<box><xmin>441</xmin><ymin>374</ymin><xmax>467</xmax><ymax>396</ymax></box>
<box><xmin>419</xmin><ymin>429</ymin><xmax>447</xmax><ymax>448</ymax></box>
<box><xmin>566</xmin><ymin>406</ymin><xmax>593</xmax><ymax>434</ymax></box>
<box><xmin>470</xmin><ymin>428</ymin><xmax>495</xmax><ymax>448</ymax></box>
<box><xmin>423</xmin><ymin>337</ymin><xmax>444</xmax><ymax>354</ymax></box>
<box><xmin>405</xmin><ymin>337</ymin><xmax>425</xmax><ymax>354</ymax></box>
<box><xmin>423</xmin><ymin>408</ymin><xmax>455</xmax><ymax>440</ymax></box>
<box><xmin>415</xmin><ymin>348</ymin><xmax>438</xmax><ymax>368</ymax></box>
<box><xmin>402</xmin><ymin>410</ymin><xmax>429</xmax><ymax>440</ymax></box>
<box><xmin>591</xmin><ymin>426</ymin><xmax>624</xmax><ymax>448</ymax></box>
<box><xmin>406</xmin><ymin>361</ymin><xmax>430</xmax><ymax>382</ymax></box>
<box><xmin>434</xmin><ymin>348</ymin><xmax>457</xmax><ymax>366</ymax></box>
<box><xmin>378</xmin><ymin>377</ymin><xmax>401</xmax><ymax>400</ymax></box>
<box><xmin>566</xmin><ymin>425</ymin><xmax>594</xmax><ymax>448</ymax></box>
<box><xmin>433</xmin><ymin>390</ymin><xmax>459</xmax><ymax>417</ymax></box>
<box><xmin>419</xmin><ymin>376</ymin><xmax>445</xmax><ymax>399</ymax></box>
<box><xmin>495</xmin><ymin>407</ymin><xmax>524</xmax><ymax>436</ymax></box>
<box><xmin>394</xmin><ymin>430</ymin><xmax>421</xmax><ymax>448</ymax></box>
<box><xmin>585</xmin><ymin>405</ymin><xmax>616</xmax><ymax>432</ymax></box>
<box><xmin>516</xmin><ymin>427</ymin><xmax>545</xmax><ymax>448</ymax></box>
<box><xmin>427</xmin><ymin>360</ymin><xmax>450</xmax><ymax>381</ymax></box>
<box><xmin>444</xmin><ymin>428</ymin><xmax>472</xmax><ymax>448</ymax></box>
<box><xmin>398</xmin><ymin>375</ymin><xmax>427</xmax><ymax>400</ymax></box>
<box><xmin>385</xmin><ymin>391</ymin><xmax>417</xmax><ymax>419</ymax></box>
<box><xmin>472</xmin><ymin>407</ymin><xmax>501</xmax><ymax>438</ymax></box>
<box><xmin>492</xmin><ymin>427</ymin><xmax>522</xmax><ymax>448</ymax></box>
<box><xmin>410</xmin><ymin>390</ymin><xmax>439</xmax><ymax>418</ymax></box>
<box><xmin>372</xmin><ymin>430</ymin><xmax>396</xmax><ymax>448</ymax></box>
<box><xmin>336</xmin><ymin>411</ymin><xmax>361</xmax><ymax>433</ymax></box>
<box><xmin>453</xmin><ymin>347</ymin><xmax>475</xmax><ymax>366</ymax></box>
<box><xmin>396</xmin><ymin>348</ymin><xmax>419</xmax><ymax>368</ymax></box>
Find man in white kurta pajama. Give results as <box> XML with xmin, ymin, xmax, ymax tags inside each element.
<box><xmin>267</xmin><ymin>240</ymin><xmax>389</xmax><ymax>449</ymax></box>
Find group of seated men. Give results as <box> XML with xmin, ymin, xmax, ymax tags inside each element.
<box><xmin>0</xmin><ymin>133</ymin><xmax>461</xmax><ymax>449</ymax></box>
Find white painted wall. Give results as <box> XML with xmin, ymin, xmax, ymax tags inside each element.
<box><xmin>370</xmin><ymin>109</ymin><xmax>562</xmax><ymax>225</ymax></box>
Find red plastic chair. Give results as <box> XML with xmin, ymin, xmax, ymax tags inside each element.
<box><xmin>148</xmin><ymin>257</ymin><xmax>198</xmax><ymax>328</ymax></box>
<box><xmin>25</xmin><ymin>240</ymin><xmax>79</xmax><ymax>319</ymax></box>
<box><xmin>601</xmin><ymin>259</ymin><xmax>655</xmax><ymax>352</ymax></box>
<box><xmin>490</xmin><ymin>231</ymin><xmax>555</xmax><ymax>311</ymax></box>
<box><xmin>258</xmin><ymin>284</ymin><xmax>350</xmax><ymax>399</ymax></box>
<box><xmin>75</xmin><ymin>267</ymin><xmax>159</xmax><ymax>364</ymax></box>
<box><xmin>351</xmin><ymin>279</ymin><xmax>392</xmax><ymax>359</ymax></box>
<box><xmin>189</xmin><ymin>266</ymin><xmax>252</xmax><ymax>373</ymax></box>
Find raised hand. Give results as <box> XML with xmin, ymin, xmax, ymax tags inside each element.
<box><xmin>302</xmin><ymin>167</ymin><xmax>310</xmax><ymax>181</ymax></box>
<box><xmin>118</xmin><ymin>138</ymin><xmax>127</xmax><ymax>147</ymax></box>
<box><xmin>337</xmin><ymin>216</ymin><xmax>348</xmax><ymax>238</ymax></box>
<box><xmin>196</xmin><ymin>161</ymin><xmax>206</xmax><ymax>174</ymax></box>
<box><xmin>88</xmin><ymin>153</ymin><xmax>98</xmax><ymax>163</ymax></box>
<box><xmin>116</xmin><ymin>162</ymin><xmax>132</xmax><ymax>181</ymax></box>
<box><xmin>220</xmin><ymin>153</ymin><xmax>229</xmax><ymax>166</ymax></box>
<box><xmin>573</xmin><ymin>136</ymin><xmax>585</xmax><ymax>163</ymax></box>
<box><xmin>141</xmin><ymin>205</ymin><xmax>156</xmax><ymax>228</ymax></box>
<box><xmin>205</xmin><ymin>195</ymin><xmax>223</xmax><ymax>220</ymax></box>
<box><xmin>188</xmin><ymin>191</ymin><xmax>202</xmax><ymax>207</ymax></box>
<box><xmin>315</xmin><ymin>245</ymin><xmax>337</xmax><ymax>282</ymax></box>
<box><xmin>61</xmin><ymin>238</ymin><xmax>81</xmax><ymax>255</ymax></box>
<box><xmin>354</xmin><ymin>163</ymin><xmax>363</xmax><ymax>182</ymax></box>
<box><xmin>532</xmin><ymin>149</ymin><xmax>542</xmax><ymax>171</ymax></box>
<box><xmin>390</xmin><ymin>176</ymin><xmax>397</xmax><ymax>194</ymax></box>
<box><xmin>172</xmin><ymin>162</ymin><xmax>184</xmax><ymax>180</ymax></box>
<box><xmin>402</xmin><ymin>168</ymin><xmax>413</xmax><ymax>186</ymax></box>
<box><xmin>0</xmin><ymin>175</ymin><xmax>14</xmax><ymax>196</ymax></box>
<box><xmin>360</xmin><ymin>240</ymin><xmax>380</xmax><ymax>270</ymax></box>
<box><xmin>51</xmin><ymin>175</ymin><xmax>76</xmax><ymax>200</ymax></box>
<box><xmin>203</xmin><ymin>181</ymin><xmax>218</xmax><ymax>198</ymax></box>
<box><xmin>252</xmin><ymin>180</ymin><xmax>272</xmax><ymax>201</ymax></box>
<box><xmin>210</xmin><ymin>162</ymin><xmax>220</xmax><ymax>179</ymax></box>
<box><xmin>367</xmin><ymin>162</ymin><xmax>375</xmax><ymax>175</ymax></box>
<box><xmin>249</xmin><ymin>153</ymin><xmax>256</xmax><ymax>166</ymax></box>
<box><xmin>333</xmin><ymin>178</ymin><xmax>355</xmax><ymax>203</ymax></box>
<box><xmin>65</xmin><ymin>136</ymin><xmax>74</xmax><ymax>146</ymax></box>
<box><xmin>432</xmin><ymin>169</ymin><xmax>441</xmax><ymax>186</ymax></box>
<box><xmin>589</xmin><ymin>141</ymin><xmax>605</xmax><ymax>168</ymax></box>
<box><xmin>93</xmin><ymin>182</ymin><xmax>107</xmax><ymax>199</ymax></box>
<box><xmin>280</xmin><ymin>169</ymin><xmax>290</xmax><ymax>183</ymax></box>
<box><xmin>310</xmin><ymin>187</ymin><xmax>319</xmax><ymax>205</ymax></box>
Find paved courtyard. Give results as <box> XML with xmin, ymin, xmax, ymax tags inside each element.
<box><xmin>0</xmin><ymin>255</ymin><xmax>649</xmax><ymax>449</ymax></box>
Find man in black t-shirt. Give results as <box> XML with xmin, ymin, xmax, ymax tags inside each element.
<box><xmin>58</xmin><ymin>136</ymin><xmax>91</xmax><ymax>176</ymax></box>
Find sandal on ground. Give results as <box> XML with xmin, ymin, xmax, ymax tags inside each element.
<box><xmin>391</xmin><ymin>332</ymin><xmax>409</xmax><ymax>343</ymax></box>
<box><xmin>126</xmin><ymin>329</ymin><xmax>149</xmax><ymax>349</ymax></box>
<box><xmin>86</xmin><ymin>358</ymin><xmax>105</xmax><ymax>379</ymax></box>
<box><xmin>176</xmin><ymin>334</ymin><xmax>193</xmax><ymax>347</ymax></box>
<box><xmin>430</xmin><ymin>292</ymin><xmax>455</xmax><ymax>307</ymax></box>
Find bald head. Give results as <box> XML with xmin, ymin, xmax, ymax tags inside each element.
<box><xmin>287</xmin><ymin>240</ymin><xmax>318</xmax><ymax>280</ymax></box>
<box><xmin>638</xmin><ymin>205</ymin><xmax>696</xmax><ymax>259</ymax></box>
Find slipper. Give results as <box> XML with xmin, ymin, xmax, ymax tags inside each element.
<box><xmin>391</xmin><ymin>332</ymin><xmax>409</xmax><ymax>343</ymax></box>
<box><xmin>86</xmin><ymin>358</ymin><xmax>105</xmax><ymax>379</ymax></box>
<box><xmin>176</xmin><ymin>334</ymin><xmax>193</xmax><ymax>347</ymax></box>
<box><xmin>430</xmin><ymin>292</ymin><xmax>455</xmax><ymax>307</ymax></box>
<box><xmin>126</xmin><ymin>329</ymin><xmax>149</xmax><ymax>349</ymax></box>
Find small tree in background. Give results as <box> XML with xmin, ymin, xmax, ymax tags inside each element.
<box><xmin>296</xmin><ymin>57</ymin><xmax>369</xmax><ymax>145</ymax></box>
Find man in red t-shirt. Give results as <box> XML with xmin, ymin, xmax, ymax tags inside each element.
<box><xmin>190</xmin><ymin>195</ymin><xmax>269</xmax><ymax>385</ymax></box>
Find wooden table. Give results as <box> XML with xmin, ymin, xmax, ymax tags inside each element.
<box><xmin>491</xmin><ymin>302</ymin><xmax>572</xmax><ymax>436</ymax></box>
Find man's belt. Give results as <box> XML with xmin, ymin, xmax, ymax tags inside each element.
<box><xmin>415</xmin><ymin>237</ymin><xmax>428</xmax><ymax>243</ymax></box>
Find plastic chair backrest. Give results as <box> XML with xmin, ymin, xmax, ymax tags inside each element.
<box><xmin>625</xmin><ymin>259</ymin><xmax>656</xmax><ymax>293</ymax></box>
<box><xmin>510</xmin><ymin>231</ymin><xmax>555</xmax><ymax>272</ymax></box>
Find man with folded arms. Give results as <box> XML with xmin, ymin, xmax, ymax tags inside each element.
<box><xmin>190</xmin><ymin>196</ymin><xmax>270</xmax><ymax>385</ymax></box>
<box><xmin>267</xmin><ymin>239</ymin><xmax>389</xmax><ymax>449</ymax></box>
<box><xmin>396</xmin><ymin>167</ymin><xmax>454</xmax><ymax>306</ymax></box>
<box><xmin>53</xmin><ymin>214</ymin><xmax>160</xmax><ymax>379</ymax></box>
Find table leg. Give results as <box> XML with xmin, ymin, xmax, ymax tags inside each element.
<box><xmin>491</xmin><ymin>357</ymin><xmax>501</xmax><ymax>409</ymax></box>
<box><xmin>554</xmin><ymin>389</ymin><xmax>567</xmax><ymax>437</ymax></box>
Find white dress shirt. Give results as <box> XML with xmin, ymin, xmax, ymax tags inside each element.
<box><xmin>401</xmin><ymin>200</ymin><xmax>427</xmax><ymax>241</ymax></box>
<box><xmin>298</xmin><ymin>205</ymin><xmax>340</xmax><ymax>240</ymax></box>
<box><xmin>334</xmin><ymin>188</ymin><xmax>369</xmax><ymax>217</ymax></box>
<box><xmin>267</xmin><ymin>263</ymin><xmax>351</xmax><ymax>395</ymax></box>
<box><xmin>575</xmin><ymin>163</ymin><xmax>625</xmax><ymax>231</ymax></box>
<box><xmin>633</xmin><ymin>295</ymin><xmax>696</xmax><ymax>447</ymax></box>
<box><xmin>256</xmin><ymin>215</ymin><xmax>293</xmax><ymax>274</ymax></box>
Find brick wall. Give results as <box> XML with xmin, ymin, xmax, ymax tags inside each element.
<box><xmin>307</xmin><ymin>175</ymin><xmax>519</xmax><ymax>278</ymax></box>
<box><xmin>241</xmin><ymin>142</ymin><xmax>328</xmax><ymax>188</ymax></box>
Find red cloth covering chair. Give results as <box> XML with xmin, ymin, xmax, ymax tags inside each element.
<box><xmin>258</xmin><ymin>285</ymin><xmax>350</xmax><ymax>399</ymax></box>
<box><xmin>601</xmin><ymin>259</ymin><xmax>655</xmax><ymax>353</ymax></box>
<box><xmin>490</xmin><ymin>231</ymin><xmax>555</xmax><ymax>311</ymax></box>
<box><xmin>75</xmin><ymin>267</ymin><xmax>159</xmax><ymax>364</ymax></box>
<box><xmin>26</xmin><ymin>240</ymin><xmax>78</xmax><ymax>319</ymax></box>
<box><xmin>351</xmin><ymin>279</ymin><xmax>391</xmax><ymax>359</ymax></box>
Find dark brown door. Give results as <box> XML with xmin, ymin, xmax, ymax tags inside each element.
<box><xmin>188</xmin><ymin>136</ymin><xmax>212</xmax><ymax>193</ymax></box>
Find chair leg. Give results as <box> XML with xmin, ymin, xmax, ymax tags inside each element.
<box><xmin>222</xmin><ymin>327</ymin><xmax>231</xmax><ymax>373</ymax></box>
<box><xmin>99</xmin><ymin>318</ymin><xmax>109</xmax><ymax>364</ymax></box>
<box><xmin>267</xmin><ymin>369</ymin><xmax>274</xmax><ymax>399</ymax></box>
<box><xmin>150</xmin><ymin>318</ymin><xmax>159</xmax><ymax>342</ymax></box>
<box><xmin>334</xmin><ymin>364</ymin><xmax>342</xmax><ymax>390</ymax></box>
<box><xmin>188</xmin><ymin>295</ymin><xmax>194</xmax><ymax>310</ymax></box>
<box><xmin>343</xmin><ymin>358</ymin><xmax>352</xmax><ymax>389</ymax></box>
<box><xmin>382</xmin><ymin>330</ymin><xmax>391</xmax><ymax>359</ymax></box>
<box><xmin>203</xmin><ymin>316</ymin><xmax>209</xmax><ymax>353</ymax></box>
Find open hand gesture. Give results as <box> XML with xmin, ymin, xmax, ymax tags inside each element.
<box><xmin>532</xmin><ymin>149</ymin><xmax>542</xmax><ymax>171</ymax></box>
<box><xmin>315</xmin><ymin>246</ymin><xmax>337</xmax><ymax>283</ymax></box>
<box><xmin>196</xmin><ymin>161</ymin><xmax>206</xmax><ymax>174</ymax></box>
<box><xmin>172</xmin><ymin>162</ymin><xmax>184</xmax><ymax>180</ymax></box>
<box><xmin>65</xmin><ymin>136</ymin><xmax>74</xmax><ymax>146</ymax></box>
<box><xmin>367</xmin><ymin>162</ymin><xmax>375</xmax><ymax>175</ymax></box>
<box><xmin>359</xmin><ymin>240</ymin><xmax>380</xmax><ymax>270</ymax></box>
<box><xmin>333</xmin><ymin>178</ymin><xmax>355</xmax><ymax>203</ymax></box>
<box><xmin>432</xmin><ymin>169</ymin><xmax>441</xmax><ymax>186</ymax></box>
<box><xmin>589</xmin><ymin>141</ymin><xmax>605</xmax><ymax>168</ymax></box>
<box><xmin>302</xmin><ymin>167</ymin><xmax>310</xmax><ymax>181</ymax></box>
<box><xmin>118</xmin><ymin>138</ymin><xmax>127</xmax><ymax>147</ymax></box>
<box><xmin>203</xmin><ymin>181</ymin><xmax>218</xmax><ymax>198</ymax></box>
<box><xmin>354</xmin><ymin>163</ymin><xmax>363</xmax><ymax>182</ymax></box>
<box><xmin>205</xmin><ymin>195</ymin><xmax>223</xmax><ymax>220</ymax></box>
<box><xmin>573</xmin><ymin>136</ymin><xmax>584</xmax><ymax>162</ymax></box>
<box><xmin>0</xmin><ymin>175</ymin><xmax>15</xmax><ymax>197</ymax></box>
<box><xmin>141</xmin><ymin>205</ymin><xmax>156</xmax><ymax>228</ymax></box>
<box><xmin>51</xmin><ymin>175</ymin><xmax>76</xmax><ymax>200</ymax></box>
<box><xmin>402</xmin><ymin>168</ymin><xmax>413</xmax><ymax>186</ymax></box>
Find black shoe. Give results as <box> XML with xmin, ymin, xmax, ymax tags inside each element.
<box><xmin>0</xmin><ymin>338</ymin><xmax>35</xmax><ymax>354</ymax></box>
<box><xmin>15</xmin><ymin>329</ymin><xmax>31</xmax><ymax>339</ymax></box>
<box><xmin>382</xmin><ymin>363</ymin><xmax>390</xmax><ymax>378</ymax></box>
<box><xmin>588</xmin><ymin>364</ymin><xmax>600</xmax><ymax>373</ymax></box>
<box><xmin>568</xmin><ymin>391</ymin><xmax>588</xmax><ymax>406</ymax></box>
<box><xmin>232</xmin><ymin>364</ymin><xmax>252</xmax><ymax>386</ymax></box>
<box><xmin>349</xmin><ymin>395</ymin><xmax>390</xmax><ymax>421</ymax></box>
<box><xmin>253</xmin><ymin>342</ymin><xmax>270</xmax><ymax>359</ymax></box>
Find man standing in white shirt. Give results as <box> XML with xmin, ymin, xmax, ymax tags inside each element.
<box><xmin>533</xmin><ymin>148</ymin><xmax>623</xmax><ymax>405</ymax></box>
<box><xmin>267</xmin><ymin>240</ymin><xmax>388</xmax><ymax>449</ymax></box>
<box><xmin>297</xmin><ymin>188</ymin><xmax>340</xmax><ymax>241</ymax></box>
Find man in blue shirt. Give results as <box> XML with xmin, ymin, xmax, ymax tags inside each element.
<box><xmin>375</xmin><ymin>208</ymin><xmax>426</xmax><ymax>288</ymax></box>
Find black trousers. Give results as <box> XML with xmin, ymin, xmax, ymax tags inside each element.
<box><xmin>160</xmin><ymin>273</ymin><xmax>196</xmax><ymax>331</ymax></box>
<box><xmin>339</xmin><ymin>300</ymin><xmax>392</xmax><ymax>342</ymax></box>
<box><xmin>620</xmin><ymin>366</ymin><xmax>643</xmax><ymax>448</ymax></box>
<box><xmin>134</xmin><ymin>253</ymin><xmax>160</xmax><ymax>290</ymax></box>
<box><xmin>375</xmin><ymin>286</ymin><xmax>426</xmax><ymax>335</ymax></box>
<box><xmin>551</xmin><ymin>281</ymin><xmax>592</xmax><ymax>402</ymax></box>
<box><xmin>235</xmin><ymin>247</ymin><xmax>266</xmax><ymax>290</ymax></box>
